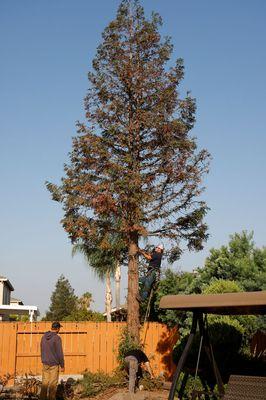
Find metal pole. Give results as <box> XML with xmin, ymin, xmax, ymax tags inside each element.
<box><xmin>168</xmin><ymin>312</ymin><xmax>199</xmax><ymax>400</ymax></box>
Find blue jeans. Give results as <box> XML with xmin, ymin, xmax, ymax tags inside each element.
<box><xmin>140</xmin><ymin>270</ymin><xmax>157</xmax><ymax>300</ymax></box>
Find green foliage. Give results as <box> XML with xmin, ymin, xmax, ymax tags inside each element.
<box><xmin>173</xmin><ymin>317</ymin><xmax>243</xmax><ymax>367</ymax></box>
<box><xmin>172</xmin><ymin>316</ymin><xmax>246</xmax><ymax>392</ymax></box>
<box><xmin>72</xmin><ymin>240</ymin><xmax>125</xmax><ymax>281</ymax></box>
<box><xmin>203</xmin><ymin>279</ymin><xmax>241</xmax><ymax>294</ymax></box>
<box><xmin>63</xmin><ymin>309</ymin><xmax>105</xmax><ymax>322</ymax></box>
<box><xmin>154</xmin><ymin>269</ymin><xmax>194</xmax><ymax>329</ymax></box>
<box><xmin>174</xmin><ymin>372</ymin><xmax>218</xmax><ymax>400</ymax></box>
<box><xmin>77</xmin><ymin>292</ymin><xmax>93</xmax><ymax>310</ymax></box>
<box><xmin>156</xmin><ymin>232</ymin><xmax>266</xmax><ymax>334</ymax></box>
<box><xmin>138</xmin><ymin>375</ymin><xmax>164</xmax><ymax>391</ymax></box>
<box><xmin>117</xmin><ymin>328</ymin><xmax>142</xmax><ymax>365</ymax></box>
<box><xmin>194</xmin><ymin>231</ymin><xmax>266</xmax><ymax>292</ymax></box>
<box><xmin>80</xmin><ymin>370</ymin><xmax>126</xmax><ymax>397</ymax></box>
<box><xmin>9</xmin><ymin>314</ymin><xmax>30</xmax><ymax>322</ymax></box>
<box><xmin>43</xmin><ymin>275</ymin><xmax>78</xmax><ymax>321</ymax></box>
<box><xmin>43</xmin><ymin>277</ymin><xmax>104</xmax><ymax>322</ymax></box>
<box><xmin>153</xmin><ymin>232</ymin><xmax>266</xmax><ymax>397</ymax></box>
<box><xmin>202</xmin><ymin>280</ymin><xmax>258</xmax><ymax>345</ymax></box>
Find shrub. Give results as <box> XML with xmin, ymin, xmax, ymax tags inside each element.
<box><xmin>117</xmin><ymin>328</ymin><xmax>142</xmax><ymax>365</ymax></box>
<box><xmin>81</xmin><ymin>370</ymin><xmax>126</xmax><ymax>397</ymax></box>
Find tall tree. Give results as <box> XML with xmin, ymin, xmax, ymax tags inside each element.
<box><xmin>47</xmin><ymin>0</ymin><xmax>210</xmax><ymax>342</ymax></box>
<box><xmin>44</xmin><ymin>275</ymin><xmax>78</xmax><ymax>321</ymax></box>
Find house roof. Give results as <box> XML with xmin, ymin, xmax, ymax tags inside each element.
<box><xmin>159</xmin><ymin>291</ymin><xmax>266</xmax><ymax>315</ymax></box>
<box><xmin>11</xmin><ymin>297</ymin><xmax>24</xmax><ymax>305</ymax></box>
<box><xmin>103</xmin><ymin>304</ymin><xmax>127</xmax><ymax>316</ymax></box>
<box><xmin>0</xmin><ymin>276</ymin><xmax>14</xmax><ymax>291</ymax></box>
<box><xmin>0</xmin><ymin>305</ymin><xmax>40</xmax><ymax>321</ymax></box>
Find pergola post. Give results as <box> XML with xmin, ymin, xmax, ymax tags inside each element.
<box><xmin>168</xmin><ymin>312</ymin><xmax>224</xmax><ymax>400</ymax></box>
<box><xmin>168</xmin><ymin>312</ymin><xmax>198</xmax><ymax>400</ymax></box>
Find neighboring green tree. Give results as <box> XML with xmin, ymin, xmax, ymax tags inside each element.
<box><xmin>154</xmin><ymin>268</ymin><xmax>195</xmax><ymax>328</ymax></box>
<box><xmin>202</xmin><ymin>279</ymin><xmax>257</xmax><ymax>345</ymax></box>
<box><xmin>44</xmin><ymin>279</ymin><xmax>105</xmax><ymax>322</ymax></box>
<box><xmin>155</xmin><ymin>232</ymin><xmax>266</xmax><ymax>330</ymax></box>
<box><xmin>46</xmin><ymin>0</ymin><xmax>210</xmax><ymax>342</ymax></box>
<box><xmin>193</xmin><ymin>231</ymin><xmax>266</xmax><ymax>292</ymax></box>
<box><xmin>203</xmin><ymin>279</ymin><xmax>241</xmax><ymax>294</ymax></box>
<box><xmin>44</xmin><ymin>275</ymin><xmax>78</xmax><ymax>321</ymax></box>
<box><xmin>153</xmin><ymin>233</ymin><xmax>266</xmax><ymax>393</ymax></box>
<box><xmin>9</xmin><ymin>314</ymin><xmax>30</xmax><ymax>322</ymax></box>
<box><xmin>62</xmin><ymin>291</ymin><xmax>105</xmax><ymax>322</ymax></box>
<box><xmin>64</xmin><ymin>308</ymin><xmax>105</xmax><ymax>322</ymax></box>
<box><xmin>77</xmin><ymin>291</ymin><xmax>93</xmax><ymax>310</ymax></box>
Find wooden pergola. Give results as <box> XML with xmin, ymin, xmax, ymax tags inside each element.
<box><xmin>159</xmin><ymin>291</ymin><xmax>266</xmax><ymax>400</ymax></box>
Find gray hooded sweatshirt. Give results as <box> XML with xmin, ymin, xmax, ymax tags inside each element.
<box><xmin>40</xmin><ymin>331</ymin><xmax>64</xmax><ymax>368</ymax></box>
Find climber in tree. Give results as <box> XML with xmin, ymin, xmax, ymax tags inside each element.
<box><xmin>138</xmin><ymin>244</ymin><xmax>164</xmax><ymax>301</ymax></box>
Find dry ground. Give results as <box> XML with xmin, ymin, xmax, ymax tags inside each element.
<box><xmin>83</xmin><ymin>388</ymin><xmax>170</xmax><ymax>400</ymax></box>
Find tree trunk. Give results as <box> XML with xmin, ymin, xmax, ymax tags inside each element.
<box><xmin>115</xmin><ymin>261</ymin><xmax>121</xmax><ymax>309</ymax></box>
<box><xmin>105</xmin><ymin>271</ymin><xmax>112</xmax><ymax>322</ymax></box>
<box><xmin>127</xmin><ymin>233</ymin><xmax>140</xmax><ymax>343</ymax></box>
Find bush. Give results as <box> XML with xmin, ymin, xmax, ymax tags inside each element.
<box><xmin>117</xmin><ymin>328</ymin><xmax>142</xmax><ymax>365</ymax></box>
<box><xmin>203</xmin><ymin>279</ymin><xmax>242</xmax><ymax>294</ymax></box>
<box><xmin>63</xmin><ymin>309</ymin><xmax>105</xmax><ymax>322</ymax></box>
<box><xmin>80</xmin><ymin>370</ymin><xmax>126</xmax><ymax>397</ymax></box>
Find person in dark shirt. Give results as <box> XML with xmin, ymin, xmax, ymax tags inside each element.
<box><xmin>124</xmin><ymin>349</ymin><xmax>154</xmax><ymax>392</ymax></box>
<box><xmin>40</xmin><ymin>322</ymin><xmax>65</xmax><ymax>400</ymax></box>
<box><xmin>138</xmin><ymin>244</ymin><xmax>164</xmax><ymax>301</ymax></box>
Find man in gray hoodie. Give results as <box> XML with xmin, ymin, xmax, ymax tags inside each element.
<box><xmin>40</xmin><ymin>322</ymin><xmax>65</xmax><ymax>400</ymax></box>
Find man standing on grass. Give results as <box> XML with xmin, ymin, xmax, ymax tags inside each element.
<box><xmin>40</xmin><ymin>321</ymin><xmax>65</xmax><ymax>400</ymax></box>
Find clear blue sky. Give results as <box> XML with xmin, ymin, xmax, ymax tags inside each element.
<box><xmin>1</xmin><ymin>0</ymin><xmax>266</xmax><ymax>316</ymax></box>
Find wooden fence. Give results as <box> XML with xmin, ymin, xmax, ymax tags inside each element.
<box><xmin>0</xmin><ymin>321</ymin><xmax>178</xmax><ymax>379</ymax></box>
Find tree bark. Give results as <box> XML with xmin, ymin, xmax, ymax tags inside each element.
<box><xmin>105</xmin><ymin>271</ymin><xmax>112</xmax><ymax>322</ymax></box>
<box><xmin>127</xmin><ymin>233</ymin><xmax>140</xmax><ymax>343</ymax></box>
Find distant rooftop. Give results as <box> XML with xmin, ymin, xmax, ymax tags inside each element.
<box><xmin>11</xmin><ymin>297</ymin><xmax>24</xmax><ymax>305</ymax></box>
<box><xmin>0</xmin><ymin>276</ymin><xmax>14</xmax><ymax>291</ymax></box>
<box><xmin>0</xmin><ymin>305</ymin><xmax>39</xmax><ymax>322</ymax></box>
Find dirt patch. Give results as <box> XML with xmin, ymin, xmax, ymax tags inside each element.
<box><xmin>83</xmin><ymin>388</ymin><xmax>169</xmax><ymax>400</ymax></box>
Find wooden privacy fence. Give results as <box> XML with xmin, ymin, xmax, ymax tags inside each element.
<box><xmin>0</xmin><ymin>321</ymin><xmax>178</xmax><ymax>379</ymax></box>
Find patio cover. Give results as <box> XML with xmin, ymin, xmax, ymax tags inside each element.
<box><xmin>159</xmin><ymin>290</ymin><xmax>266</xmax><ymax>315</ymax></box>
<box><xmin>0</xmin><ymin>305</ymin><xmax>40</xmax><ymax>321</ymax></box>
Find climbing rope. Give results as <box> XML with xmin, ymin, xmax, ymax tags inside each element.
<box><xmin>192</xmin><ymin>314</ymin><xmax>207</xmax><ymax>397</ymax></box>
<box><xmin>141</xmin><ymin>269</ymin><xmax>160</xmax><ymax>345</ymax></box>
<box><xmin>142</xmin><ymin>288</ymin><xmax>154</xmax><ymax>346</ymax></box>
<box><xmin>144</xmin><ymin>288</ymin><xmax>154</xmax><ymax>325</ymax></box>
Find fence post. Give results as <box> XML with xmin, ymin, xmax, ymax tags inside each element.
<box><xmin>12</xmin><ymin>323</ymin><xmax>18</xmax><ymax>383</ymax></box>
